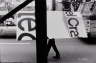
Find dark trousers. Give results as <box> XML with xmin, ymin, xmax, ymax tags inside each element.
<box><xmin>47</xmin><ymin>39</ymin><xmax>60</xmax><ymax>56</ymax></box>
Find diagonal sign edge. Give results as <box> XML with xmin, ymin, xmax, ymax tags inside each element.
<box><xmin>0</xmin><ymin>0</ymin><xmax>34</xmax><ymax>23</ymax></box>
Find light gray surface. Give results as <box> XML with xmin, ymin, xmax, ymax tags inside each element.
<box><xmin>0</xmin><ymin>38</ymin><xmax>96</xmax><ymax>63</ymax></box>
<box><xmin>48</xmin><ymin>38</ymin><xmax>96</xmax><ymax>63</ymax></box>
<box><xmin>0</xmin><ymin>39</ymin><xmax>36</xmax><ymax>62</ymax></box>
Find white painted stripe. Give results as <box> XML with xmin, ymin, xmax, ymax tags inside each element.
<box><xmin>0</xmin><ymin>43</ymin><xmax>30</xmax><ymax>44</ymax></box>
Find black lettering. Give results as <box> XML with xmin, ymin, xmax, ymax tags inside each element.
<box><xmin>65</xmin><ymin>11</ymin><xmax>73</xmax><ymax>16</ymax></box>
<box><xmin>18</xmin><ymin>18</ymin><xmax>36</xmax><ymax>31</ymax></box>
<box><xmin>70</xmin><ymin>30</ymin><xmax>79</xmax><ymax>37</ymax></box>
<box><xmin>68</xmin><ymin>18</ymin><xmax>79</xmax><ymax>27</ymax></box>
<box><xmin>75</xmin><ymin>31</ymin><xmax>79</xmax><ymax>37</ymax></box>
<box><xmin>65</xmin><ymin>11</ymin><xmax>77</xmax><ymax>16</ymax></box>
<box><xmin>18</xmin><ymin>33</ymin><xmax>36</xmax><ymax>40</ymax></box>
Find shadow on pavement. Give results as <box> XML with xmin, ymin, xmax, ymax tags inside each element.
<box><xmin>78</xmin><ymin>38</ymin><xmax>96</xmax><ymax>45</ymax></box>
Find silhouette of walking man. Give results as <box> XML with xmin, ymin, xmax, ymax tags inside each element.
<box><xmin>47</xmin><ymin>38</ymin><xmax>60</xmax><ymax>59</ymax></box>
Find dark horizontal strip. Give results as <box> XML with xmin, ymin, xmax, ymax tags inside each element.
<box><xmin>88</xmin><ymin>15</ymin><xmax>96</xmax><ymax>20</ymax></box>
<box><xmin>0</xmin><ymin>62</ymin><xmax>33</xmax><ymax>63</ymax></box>
<box><xmin>18</xmin><ymin>13</ymin><xmax>35</xmax><ymax>17</ymax></box>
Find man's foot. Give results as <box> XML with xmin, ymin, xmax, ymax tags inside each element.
<box><xmin>53</xmin><ymin>54</ymin><xmax>60</xmax><ymax>59</ymax></box>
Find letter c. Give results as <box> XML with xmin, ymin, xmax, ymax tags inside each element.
<box><xmin>68</xmin><ymin>18</ymin><xmax>79</xmax><ymax>26</ymax></box>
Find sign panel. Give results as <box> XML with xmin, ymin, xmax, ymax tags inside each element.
<box><xmin>63</xmin><ymin>11</ymin><xmax>87</xmax><ymax>38</ymax></box>
<box><xmin>16</xmin><ymin>11</ymin><xmax>36</xmax><ymax>40</ymax></box>
<box><xmin>47</xmin><ymin>11</ymin><xmax>70</xmax><ymax>39</ymax></box>
<box><xmin>47</xmin><ymin>11</ymin><xmax>87</xmax><ymax>38</ymax></box>
<box><xmin>47</xmin><ymin>11</ymin><xmax>87</xmax><ymax>39</ymax></box>
<box><xmin>16</xmin><ymin>1</ymin><xmax>35</xmax><ymax>40</ymax></box>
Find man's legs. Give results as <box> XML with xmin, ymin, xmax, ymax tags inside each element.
<box><xmin>51</xmin><ymin>39</ymin><xmax>60</xmax><ymax>58</ymax></box>
<box><xmin>47</xmin><ymin>39</ymin><xmax>60</xmax><ymax>59</ymax></box>
<box><xmin>47</xmin><ymin>39</ymin><xmax>52</xmax><ymax>57</ymax></box>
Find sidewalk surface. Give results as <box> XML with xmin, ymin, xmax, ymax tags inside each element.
<box><xmin>48</xmin><ymin>38</ymin><xmax>96</xmax><ymax>63</ymax></box>
<box><xmin>0</xmin><ymin>38</ymin><xmax>96</xmax><ymax>63</ymax></box>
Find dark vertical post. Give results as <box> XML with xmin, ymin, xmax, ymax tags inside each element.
<box><xmin>35</xmin><ymin>0</ymin><xmax>47</xmax><ymax>63</ymax></box>
<box><xmin>52</xmin><ymin>0</ymin><xmax>56</xmax><ymax>11</ymax></box>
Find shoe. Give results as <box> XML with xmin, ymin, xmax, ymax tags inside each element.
<box><xmin>53</xmin><ymin>54</ymin><xmax>60</xmax><ymax>59</ymax></box>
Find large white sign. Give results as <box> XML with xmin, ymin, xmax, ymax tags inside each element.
<box><xmin>47</xmin><ymin>11</ymin><xmax>87</xmax><ymax>39</ymax></box>
<box><xmin>16</xmin><ymin>1</ymin><xmax>35</xmax><ymax>40</ymax></box>
<box><xmin>63</xmin><ymin>11</ymin><xmax>87</xmax><ymax>38</ymax></box>
<box><xmin>16</xmin><ymin>11</ymin><xmax>36</xmax><ymax>40</ymax></box>
<box><xmin>47</xmin><ymin>11</ymin><xmax>70</xmax><ymax>39</ymax></box>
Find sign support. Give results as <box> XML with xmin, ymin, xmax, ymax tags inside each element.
<box><xmin>36</xmin><ymin>0</ymin><xmax>48</xmax><ymax>63</ymax></box>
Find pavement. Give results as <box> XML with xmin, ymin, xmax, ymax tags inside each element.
<box><xmin>48</xmin><ymin>38</ymin><xmax>96</xmax><ymax>63</ymax></box>
<box><xmin>0</xmin><ymin>38</ymin><xmax>96</xmax><ymax>63</ymax></box>
<box><xmin>0</xmin><ymin>39</ymin><xmax>36</xmax><ymax>63</ymax></box>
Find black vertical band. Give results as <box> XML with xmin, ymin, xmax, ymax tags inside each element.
<box><xmin>35</xmin><ymin>0</ymin><xmax>47</xmax><ymax>63</ymax></box>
